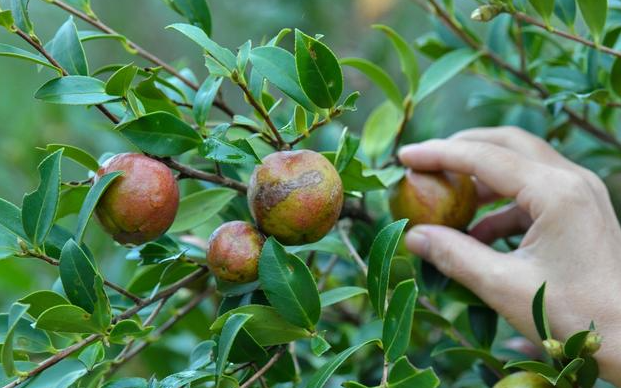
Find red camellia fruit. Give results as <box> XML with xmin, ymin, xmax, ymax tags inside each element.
<box><xmin>206</xmin><ymin>221</ymin><xmax>265</xmax><ymax>283</ymax></box>
<box><xmin>247</xmin><ymin>150</ymin><xmax>344</xmax><ymax>245</ymax></box>
<box><xmin>94</xmin><ymin>153</ymin><xmax>179</xmax><ymax>245</ymax></box>
<box><xmin>493</xmin><ymin>372</ymin><xmax>553</xmax><ymax>388</ymax></box>
<box><xmin>389</xmin><ymin>169</ymin><xmax>477</xmax><ymax>230</ymax></box>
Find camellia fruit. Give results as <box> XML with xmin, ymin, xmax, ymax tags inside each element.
<box><xmin>94</xmin><ymin>153</ymin><xmax>179</xmax><ymax>245</ymax></box>
<box><xmin>389</xmin><ymin>169</ymin><xmax>477</xmax><ymax>230</ymax></box>
<box><xmin>493</xmin><ymin>372</ymin><xmax>553</xmax><ymax>388</ymax></box>
<box><xmin>247</xmin><ymin>150</ymin><xmax>344</xmax><ymax>245</ymax></box>
<box><xmin>206</xmin><ymin>221</ymin><xmax>265</xmax><ymax>283</ymax></box>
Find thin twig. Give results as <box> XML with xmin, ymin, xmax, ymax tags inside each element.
<box><xmin>237</xmin><ymin>82</ymin><xmax>287</xmax><ymax>149</ymax></box>
<box><xmin>23</xmin><ymin>250</ymin><xmax>142</xmax><ymax>304</ymax></box>
<box><xmin>289</xmin><ymin>108</ymin><xmax>344</xmax><ymax>147</ymax></box>
<box><xmin>49</xmin><ymin>0</ymin><xmax>235</xmax><ymax>117</ymax></box>
<box><xmin>512</xmin><ymin>11</ymin><xmax>621</xmax><ymax>60</ymax></box>
<box><xmin>337</xmin><ymin>223</ymin><xmax>368</xmax><ymax>276</ymax></box>
<box><xmin>159</xmin><ymin>157</ymin><xmax>248</xmax><ymax>193</ymax></box>
<box><xmin>380</xmin><ymin>360</ymin><xmax>389</xmax><ymax>387</ymax></box>
<box><xmin>239</xmin><ymin>348</ymin><xmax>285</xmax><ymax>388</ymax></box>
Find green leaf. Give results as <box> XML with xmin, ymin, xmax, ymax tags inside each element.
<box><xmin>304</xmin><ymin>339</ymin><xmax>378</xmax><ymax>388</ymax></box>
<box><xmin>577</xmin><ymin>0</ymin><xmax>607</xmax><ymax>42</ymax></box>
<box><xmin>9</xmin><ymin>0</ymin><xmax>34</xmax><ymax>36</ymax></box>
<box><xmin>554</xmin><ymin>0</ymin><xmax>576</xmax><ymax>27</ymax></box>
<box><xmin>42</xmin><ymin>144</ymin><xmax>100</xmax><ymax>172</ymax></box>
<box><xmin>529</xmin><ymin>0</ymin><xmax>555</xmax><ymax>23</ymax></box>
<box><xmin>414</xmin><ymin>48</ymin><xmax>481</xmax><ymax>103</ymax></box>
<box><xmin>468</xmin><ymin>305</ymin><xmax>498</xmax><ymax>349</ymax></box>
<box><xmin>216</xmin><ymin>313</ymin><xmax>252</xmax><ymax>379</ymax></box>
<box><xmin>383</xmin><ymin>279</ymin><xmax>418</xmax><ymax>362</ymax></box>
<box><xmin>292</xmin><ymin>105</ymin><xmax>308</xmax><ymax>135</ymax></box>
<box><xmin>373</xmin><ymin>25</ymin><xmax>419</xmax><ymax>93</ymax></box>
<box><xmin>75</xmin><ymin>172</ymin><xmax>122</xmax><ymax>243</ymax></box>
<box><xmin>18</xmin><ymin>290</ymin><xmax>69</xmax><ymax>319</ymax></box>
<box><xmin>320</xmin><ymin>286</ymin><xmax>367</xmax><ymax>307</ymax></box>
<box><xmin>109</xmin><ymin>320</ymin><xmax>152</xmax><ymax>344</ymax></box>
<box><xmin>65</xmin><ymin>0</ymin><xmax>95</xmax><ymax>17</ymax></box>
<box><xmin>35</xmin><ymin>76</ymin><xmax>119</xmax><ymax>105</ymax></box>
<box><xmin>167</xmin><ymin>23</ymin><xmax>236</xmax><ymax>70</ymax></box>
<box><xmin>105</xmin><ymin>63</ymin><xmax>138</xmax><ymax>97</ymax></box>
<box><xmin>200</xmin><ymin>136</ymin><xmax>261</xmax><ymax>165</ymax></box>
<box><xmin>532</xmin><ymin>282</ymin><xmax>551</xmax><ymax>341</ymax></box>
<box><xmin>168</xmin><ymin>0</ymin><xmax>212</xmax><ymax>36</ymax></box>
<box><xmin>134</xmin><ymin>71</ymin><xmax>181</xmax><ymax>116</ymax></box>
<box><xmin>210</xmin><ymin>305</ymin><xmax>311</xmax><ymax>346</ymax></box>
<box><xmin>91</xmin><ymin>277</ymin><xmax>110</xmax><ymax>331</ymax></box>
<box><xmin>237</xmin><ymin>40</ymin><xmax>251</xmax><ymax>74</ymax></box>
<box><xmin>24</xmin><ymin>359</ymin><xmax>87</xmax><ymax>388</ymax></box>
<box><xmin>340</xmin><ymin>58</ymin><xmax>402</xmax><ymax>107</ymax></box>
<box><xmin>0</xmin><ymin>313</ymin><xmax>54</xmax><ymax>354</ymax></box>
<box><xmin>0</xmin><ymin>199</ymin><xmax>28</xmax><ymax>244</ymax></box>
<box><xmin>35</xmin><ymin>304</ymin><xmax>100</xmax><ymax>333</ymax></box>
<box><xmin>259</xmin><ymin>237</ymin><xmax>321</xmax><ymax>330</ymax></box>
<box><xmin>576</xmin><ymin>356</ymin><xmax>599</xmax><ymax>388</ymax></box>
<box><xmin>564</xmin><ymin>330</ymin><xmax>590</xmax><ymax>359</ymax></box>
<box><xmin>367</xmin><ymin>219</ymin><xmax>408</xmax><ymax>319</ymax></box>
<box><xmin>322</xmin><ymin>153</ymin><xmax>387</xmax><ymax>192</ymax></box>
<box><xmin>294</xmin><ymin>29</ymin><xmax>343</xmax><ymax>109</ymax></box>
<box><xmin>0</xmin><ymin>43</ymin><xmax>60</xmax><ymax>73</ymax></box>
<box><xmin>116</xmin><ymin>111</ymin><xmax>202</xmax><ymax>156</ymax></box>
<box><xmin>610</xmin><ymin>57</ymin><xmax>621</xmax><ymax>98</ymax></box>
<box><xmin>22</xmin><ymin>149</ymin><xmax>63</xmax><ymax>247</ymax></box>
<box><xmin>249</xmin><ymin>46</ymin><xmax>318</xmax><ymax>112</ymax></box>
<box><xmin>552</xmin><ymin>358</ymin><xmax>584</xmax><ymax>385</ymax></box>
<box><xmin>194</xmin><ymin>76</ymin><xmax>223</xmax><ymax>127</ymax></box>
<box><xmin>334</xmin><ymin>128</ymin><xmax>360</xmax><ymax>173</ymax></box>
<box><xmin>59</xmin><ymin>239</ymin><xmax>99</xmax><ymax>313</ymax></box>
<box><xmin>503</xmin><ymin>360</ymin><xmax>558</xmax><ymax>377</ymax></box>
<box><xmin>189</xmin><ymin>340</ymin><xmax>216</xmax><ymax>369</ymax></box>
<box><xmin>361</xmin><ymin>101</ymin><xmax>403</xmax><ymax>160</ymax></box>
<box><xmin>78</xmin><ymin>341</ymin><xmax>104</xmax><ymax>370</ymax></box>
<box><xmin>311</xmin><ymin>333</ymin><xmax>331</xmax><ymax>356</ymax></box>
<box><xmin>2</xmin><ymin>303</ymin><xmax>29</xmax><ymax>377</ymax></box>
<box><xmin>388</xmin><ymin>356</ymin><xmax>440</xmax><ymax>388</ymax></box>
<box><xmin>47</xmin><ymin>16</ymin><xmax>88</xmax><ymax>76</ymax></box>
<box><xmin>433</xmin><ymin>345</ymin><xmax>505</xmax><ymax>372</ymax></box>
<box><xmin>170</xmin><ymin>187</ymin><xmax>237</xmax><ymax>233</ymax></box>
<box><xmin>0</xmin><ymin>10</ymin><xmax>14</xmax><ymax>32</ymax></box>
<box><xmin>56</xmin><ymin>186</ymin><xmax>88</xmax><ymax>220</ymax></box>
<box><xmin>160</xmin><ymin>370</ymin><xmax>214</xmax><ymax>388</ymax></box>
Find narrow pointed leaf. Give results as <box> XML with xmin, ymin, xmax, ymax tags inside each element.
<box><xmin>383</xmin><ymin>279</ymin><xmax>418</xmax><ymax>361</ymax></box>
<box><xmin>215</xmin><ymin>313</ymin><xmax>252</xmax><ymax>379</ymax></box>
<box><xmin>59</xmin><ymin>239</ymin><xmax>99</xmax><ymax>313</ymax></box>
<box><xmin>47</xmin><ymin>16</ymin><xmax>88</xmax><ymax>75</ymax></box>
<box><xmin>341</xmin><ymin>58</ymin><xmax>402</xmax><ymax>107</ymax></box>
<box><xmin>373</xmin><ymin>25</ymin><xmax>419</xmax><ymax>92</ymax></box>
<box><xmin>35</xmin><ymin>76</ymin><xmax>119</xmax><ymax>105</ymax></box>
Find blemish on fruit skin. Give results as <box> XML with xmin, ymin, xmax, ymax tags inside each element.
<box><xmin>254</xmin><ymin>170</ymin><xmax>323</xmax><ymax>208</ymax></box>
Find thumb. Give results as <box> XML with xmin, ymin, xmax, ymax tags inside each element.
<box><xmin>405</xmin><ymin>225</ymin><xmax>513</xmax><ymax>296</ymax></box>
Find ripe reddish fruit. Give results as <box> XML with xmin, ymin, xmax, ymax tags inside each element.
<box><xmin>206</xmin><ymin>221</ymin><xmax>265</xmax><ymax>283</ymax></box>
<box><xmin>94</xmin><ymin>153</ymin><xmax>179</xmax><ymax>245</ymax></box>
<box><xmin>389</xmin><ymin>169</ymin><xmax>477</xmax><ymax>230</ymax></box>
<box><xmin>493</xmin><ymin>372</ymin><xmax>553</xmax><ymax>388</ymax></box>
<box><xmin>247</xmin><ymin>150</ymin><xmax>344</xmax><ymax>245</ymax></box>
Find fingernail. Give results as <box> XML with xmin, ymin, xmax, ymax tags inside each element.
<box><xmin>406</xmin><ymin>228</ymin><xmax>430</xmax><ymax>257</ymax></box>
<box><xmin>397</xmin><ymin>144</ymin><xmax>421</xmax><ymax>158</ymax></box>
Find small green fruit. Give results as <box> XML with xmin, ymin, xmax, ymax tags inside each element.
<box><xmin>493</xmin><ymin>372</ymin><xmax>553</xmax><ymax>388</ymax></box>
<box><xmin>247</xmin><ymin>150</ymin><xmax>344</xmax><ymax>245</ymax></box>
<box><xmin>95</xmin><ymin>153</ymin><xmax>179</xmax><ymax>245</ymax></box>
<box><xmin>389</xmin><ymin>169</ymin><xmax>477</xmax><ymax>230</ymax></box>
<box><xmin>206</xmin><ymin>221</ymin><xmax>265</xmax><ymax>283</ymax></box>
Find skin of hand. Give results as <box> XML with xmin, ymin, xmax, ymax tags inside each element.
<box><xmin>399</xmin><ymin>127</ymin><xmax>621</xmax><ymax>386</ymax></box>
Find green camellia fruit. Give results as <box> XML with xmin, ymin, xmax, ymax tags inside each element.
<box><xmin>493</xmin><ymin>372</ymin><xmax>553</xmax><ymax>388</ymax></box>
<box><xmin>247</xmin><ymin>150</ymin><xmax>344</xmax><ymax>245</ymax></box>
<box><xmin>389</xmin><ymin>169</ymin><xmax>477</xmax><ymax>230</ymax></box>
<box><xmin>95</xmin><ymin>153</ymin><xmax>179</xmax><ymax>245</ymax></box>
<box><xmin>206</xmin><ymin>221</ymin><xmax>265</xmax><ymax>283</ymax></box>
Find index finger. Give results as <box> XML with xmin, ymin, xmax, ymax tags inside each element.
<box><xmin>398</xmin><ymin>139</ymin><xmax>555</xmax><ymax>215</ymax></box>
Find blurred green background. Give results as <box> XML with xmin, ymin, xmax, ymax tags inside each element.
<box><xmin>0</xmin><ymin>0</ymin><xmax>605</xmax><ymax>380</ymax></box>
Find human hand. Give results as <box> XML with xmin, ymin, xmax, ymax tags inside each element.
<box><xmin>399</xmin><ymin>127</ymin><xmax>621</xmax><ymax>386</ymax></box>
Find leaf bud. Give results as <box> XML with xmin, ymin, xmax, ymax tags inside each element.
<box><xmin>542</xmin><ymin>339</ymin><xmax>564</xmax><ymax>359</ymax></box>
<box><xmin>583</xmin><ymin>332</ymin><xmax>603</xmax><ymax>355</ymax></box>
<box><xmin>471</xmin><ymin>5</ymin><xmax>504</xmax><ymax>22</ymax></box>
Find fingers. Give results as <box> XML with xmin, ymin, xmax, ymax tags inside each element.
<box><xmin>451</xmin><ymin>126</ymin><xmax>578</xmax><ymax>171</ymax></box>
<box><xmin>398</xmin><ymin>139</ymin><xmax>553</xmax><ymax>215</ymax></box>
<box><xmin>469</xmin><ymin>203</ymin><xmax>532</xmax><ymax>245</ymax></box>
<box><xmin>405</xmin><ymin>225</ymin><xmax>527</xmax><ymax>298</ymax></box>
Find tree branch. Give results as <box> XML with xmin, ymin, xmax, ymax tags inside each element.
<box><xmin>23</xmin><ymin>250</ymin><xmax>142</xmax><ymax>304</ymax></box>
<box><xmin>337</xmin><ymin>222</ymin><xmax>368</xmax><ymax>276</ymax></box>
<box><xmin>289</xmin><ymin>108</ymin><xmax>344</xmax><ymax>147</ymax></box>
<box><xmin>158</xmin><ymin>157</ymin><xmax>248</xmax><ymax>194</ymax></box>
<box><xmin>239</xmin><ymin>348</ymin><xmax>285</xmax><ymax>388</ymax></box>
<box><xmin>237</xmin><ymin>81</ymin><xmax>288</xmax><ymax>149</ymax></box>
<box><xmin>48</xmin><ymin>0</ymin><xmax>235</xmax><ymax>117</ymax></box>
